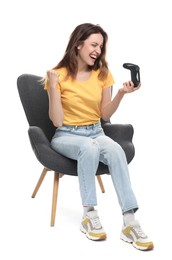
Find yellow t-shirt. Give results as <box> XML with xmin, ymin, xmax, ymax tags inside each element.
<box><xmin>45</xmin><ymin>67</ymin><xmax>115</xmax><ymax>125</ymax></box>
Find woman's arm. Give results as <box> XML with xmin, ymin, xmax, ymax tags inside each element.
<box><xmin>101</xmin><ymin>81</ymin><xmax>141</xmax><ymax>121</ymax></box>
<box><xmin>47</xmin><ymin>70</ymin><xmax>64</xmax><ymax>127</ymax></box>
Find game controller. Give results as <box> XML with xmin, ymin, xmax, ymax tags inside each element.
<box><xmin>123</xmin><ymin>63</ymin><xmax>140</xmax><ymax>87</ymax></box>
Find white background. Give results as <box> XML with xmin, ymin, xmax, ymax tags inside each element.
<box><xmin>1</xmin><ymin>0</ymin><xmax>172</xmax><ymax>259</ymax></box>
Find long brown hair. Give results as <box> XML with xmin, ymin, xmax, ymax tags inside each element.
<box><xmin>53</xmin><ymin>23</ymin><xmax>109</xmax><ymax>80</ymax></box>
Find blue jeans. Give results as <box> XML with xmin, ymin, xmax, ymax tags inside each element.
<box><xmin>51</xmin><ymin>122</ymin><xmax>138</xmax><ymax>214</ymax></box>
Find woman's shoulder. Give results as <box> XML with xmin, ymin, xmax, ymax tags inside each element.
<box><xmin>53</xmin><ymin>67</ymin><xmax>67</xmax><ymax>76</ymax></box>
<box><xmin>93</xmin><ymin>68</ymin><xmax>114</xmax><ymax>81</ymax></box>
<box><xmin>94</xmin><ymin>68</ymin><xmax>114</xmax><ymax>87</ymax></box>
<box><xmin>93</xmin><ymin>68</ymin><xmax>112</xmax><ymax>75</ymax></box>
<box><xmin>53</xmin><ymin>67</ymin><xmax>68</xmax><ymax>82</ymax></box>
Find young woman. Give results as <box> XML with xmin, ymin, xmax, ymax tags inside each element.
<box><xmin>45</xmin><ymin>23</ymin><xmax>154</xmax><ymax>251</ymax></box>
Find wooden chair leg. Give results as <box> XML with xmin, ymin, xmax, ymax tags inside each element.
<box><xmin>96</xmin><ymin>175</ymin><xmax>105</xmax><ymax>193</ymax></box>
<box><xmin>51</xmin><ymin>172</ymin><xmax>59</xmax><ymax>226</ymax></box>
<box><xmin>31</xmin><ymin>167</ymin><xmax>48</xmax><ymax>198</ymax></box>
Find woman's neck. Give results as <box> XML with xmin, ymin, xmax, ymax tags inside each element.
<box><xmin>75</xmin><ymin>69</ymin><xmax>92</xmax><ymax>82</ymax></box>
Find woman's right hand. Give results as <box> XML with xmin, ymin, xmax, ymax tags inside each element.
<box><xmin>46</xmin><ymin>70</ymin><xmax>63</xmax><ymax>127</ymax></box>
<box><xmin>47</xmin><ymin>70</ymin><xmax>60</xmax><ymax>89</ymax></box>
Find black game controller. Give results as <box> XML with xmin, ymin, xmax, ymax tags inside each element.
<box><xmin>123</xmin><ymin>63</ymin><xmax>140</xmax><ymax>87</ymax></box>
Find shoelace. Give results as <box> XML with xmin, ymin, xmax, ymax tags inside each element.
<box><xmin>91</xmin><ymin>217</ymin><xmax>102</xmax><ymax>229</ymax></box>
<box><xmin>132</xmin><ymin>225</ymin><xmax>147</xmax><ymax>238</ymax></box>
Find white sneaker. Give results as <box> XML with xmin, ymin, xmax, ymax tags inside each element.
<box><xmin>80</xmin><ymin>210</ymin><xmax>107</xmax><ymax>241</ymax></box>
<box><xmin>120</xmin><ymin>220</ymin><xmax>154</xmax><ymax>251</ymax></box>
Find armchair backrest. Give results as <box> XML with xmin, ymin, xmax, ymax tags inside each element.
<box><xmin>17</xmin><ymin>73</ymin><xmax>112</xmax><ymax>142</ymax></box>
<box><xmin>17</xmin><ymin>74</ymin><xmax>56</xmax><ymax>142</ymax></box>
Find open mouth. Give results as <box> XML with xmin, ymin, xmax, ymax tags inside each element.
<box><xmin>89</xmin><ymin>54</ymin><xmax>97</xmax><ymax>63</ymax></box>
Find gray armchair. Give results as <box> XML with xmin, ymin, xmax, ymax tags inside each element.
<box><xmin>17</xmin><ymin>74</ymin><xmax>135</xmax><ymax>226</ymax></box>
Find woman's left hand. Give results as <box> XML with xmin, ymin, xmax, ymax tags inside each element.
<box><xmin>120</xmin><ymin>81</ymin><xmax>141</xmax><ymax>94</ymax></box>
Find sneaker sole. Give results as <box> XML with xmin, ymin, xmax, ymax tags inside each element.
<box><xmin>120</xmin><ymin>232</ymin><xmax>154</xmax><ymax>251</ymax></box>
<box><xmin>80</xmin><ymin>225</ymin><xmax>107</xmax><ymax>241</ymax></box>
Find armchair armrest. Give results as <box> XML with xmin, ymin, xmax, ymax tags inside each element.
<box><xmin>102</xmin><ymin>123</ymin><xmax>135</xmax><ymax>164</ymax></box>
<box><xmin>28</xmin><ymin>126</ymin><xmax>57</xmax><ymax>167</ymax></box>
<box><xmin>28</xmin><ymin>126</ymin><xmax>77</xmax><ymax>174</ymax></box>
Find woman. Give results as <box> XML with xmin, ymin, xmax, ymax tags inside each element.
<box><xmin>45</xmin><ymin>23</ymin><xmax>154</xmax><ymax>251</ymax></box>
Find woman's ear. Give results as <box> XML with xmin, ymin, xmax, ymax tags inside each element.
<box><xmin>75</xmin><ymin>44</ymin><xmax>82</xmax><ymax>55</ymax></box>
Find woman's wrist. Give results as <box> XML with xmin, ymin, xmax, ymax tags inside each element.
<box><xmin>118</xmin><ymin>88</ymin><xmax>125</xmax><ymax>97</ymax></box>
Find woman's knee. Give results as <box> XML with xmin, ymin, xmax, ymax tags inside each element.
<box><xmin>102</xmin><ymin>139</ymin><xmax>126</xmax><ymax>161</ymax></box>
